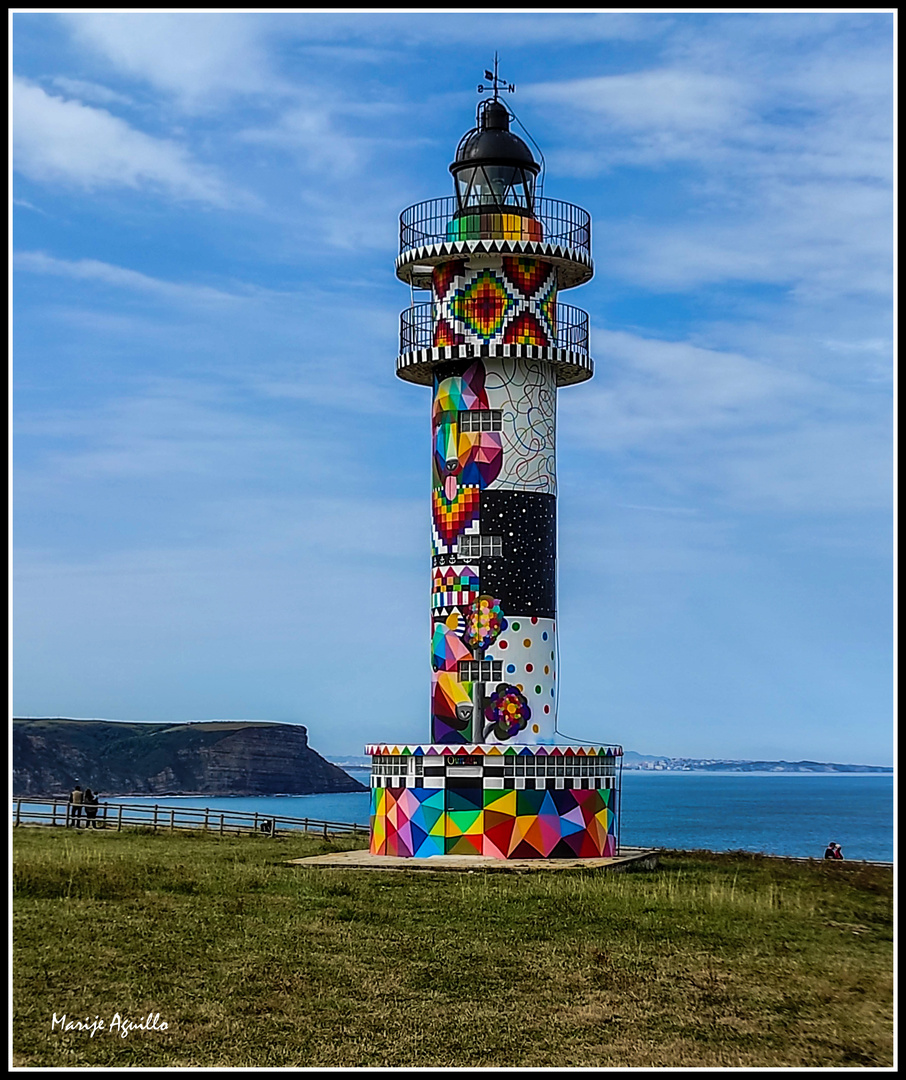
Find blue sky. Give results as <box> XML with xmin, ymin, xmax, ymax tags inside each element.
<box><xmin>12</xmin><ymin>12</ymin><xmax>894</xmax><ymax>765</ymax></box>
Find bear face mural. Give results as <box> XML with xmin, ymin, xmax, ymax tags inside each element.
<box><xmin>432</xmin><ymin>360</ymin><xmax>503</xmax><ymax>511</ymax></box>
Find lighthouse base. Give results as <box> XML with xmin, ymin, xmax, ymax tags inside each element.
<box><xmin>365</xmin><ymin>742</ymin><xmax>622</xmax><ymax>859</ymax></box>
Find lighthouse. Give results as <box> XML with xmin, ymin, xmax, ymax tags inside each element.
<box><xmin>367</xmin><ymin>66</ymin><xmax>622</xmax><ymax>859</ymax></box>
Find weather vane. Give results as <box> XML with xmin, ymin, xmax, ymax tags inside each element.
<box><xmin>477</xmin><ymin>53</ymin><xmax>514</xmax><ymax>100</ymax></box>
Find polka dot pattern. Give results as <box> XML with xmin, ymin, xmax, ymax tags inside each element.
<box><xmin>483</xmin><ymin>615</ymin><xmax>557</xmax><ymax>743</ymax></box>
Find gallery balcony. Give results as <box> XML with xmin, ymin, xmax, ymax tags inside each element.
<box><xmin>396</xmin><ymin>301</ymin><xmax>593</xmax><ymax>387</ymax></box>
<box><xmin>396</xmin><ymin>196</ymin><xmax>594</xmax><ymax>291</ymax></box>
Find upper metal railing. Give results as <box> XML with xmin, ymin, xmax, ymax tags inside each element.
<box><xmin>400</xmin><ymin>197</ymin><xmax>591</xmax><ymax>257</ymax></box>
<box><xmin>400</xmin><ymin>302</ymin><xmax>589</xmax><ymax>356</ymax></box>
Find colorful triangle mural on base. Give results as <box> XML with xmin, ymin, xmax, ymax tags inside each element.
<box><xmin>369</xmin><ymin>784</ymin><xmax>617</xmax><ymax>859</ymax></box>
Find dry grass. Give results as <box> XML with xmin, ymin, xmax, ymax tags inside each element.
<box><xmin>12</xmin><ymin>828</ymin><xmax>893</xmax><ymax>1068</ymax></box>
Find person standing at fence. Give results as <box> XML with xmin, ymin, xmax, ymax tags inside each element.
<box><xmin>84</xmin><ymin>788</ymin><xmax>99</xmax><ymax>828</ymax></box>
<box><xmin>68</xmin><ymin>784</ymin><xmax>84</xmax><ymax>828</ymax></box>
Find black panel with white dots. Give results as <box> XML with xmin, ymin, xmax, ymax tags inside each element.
<box><xmin>478</xmin><ymin>490</ymin><xmax>556</xmax><ymax>619</ymax></box>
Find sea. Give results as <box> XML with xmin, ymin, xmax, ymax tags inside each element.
<box><xmin>21</xmin><ymin>770</ymin><xmax>893</xmax><ymax>863</ymax></box>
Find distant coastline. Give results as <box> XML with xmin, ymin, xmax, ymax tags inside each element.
<box><xmin>620</xmin><ymin>753</ymin><xmax>892</xmax><ymax>773</ymax></box>
<box><xmin>330</xmin><ymin>753</ymin><xmax>892</xmax><ymax>774</ymax></box>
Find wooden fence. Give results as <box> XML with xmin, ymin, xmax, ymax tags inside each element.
<box><xmin>11</xmin><ymin>797</ymin><xmax>367</xmax><ymax>840</ymax></box>
<box><xmin>11</xmin><ymin>800</ymin><xmax>890</xmax><ymax>867</ymax></box>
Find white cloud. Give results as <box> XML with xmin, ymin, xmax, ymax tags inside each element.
<box><xmin>703</xmin><ymin>420</ymin><xmax>893</xmax><ymax>513</ymax></box>
<box><xmin>567</xmin><ymin>328</ymin><xmax>813</xmax><ymax>446</ymax></box>
<box><xmin>595</xmin><ymin>172</ymin><xmax>892</xmax><ymax>300</ymax></box>
<box><xmin>12</xmin><ymin>78</ymin><xmax>231</xmax><ymax>205</ymax></box>
<box><xmin>14</xmin><ymin>379</ymin><xmax>352</xmax><ymax>486</ymax></box>
<box><xmin>13</xmin><ymin>253</ymin><xmax>409</xmax><ymax>422</ymax></box>
<box><xmin>237</xmin><ymin>99</ymin><xmax>362</xmax><ymax>178</ymax></box>
<box><xmin>561</xmin><ymin>328</ymin><xmax>891</xmax><ymax>513</ymax></box>
<box><xmin>13</xmin><ymin>197</ymin><xmax>47</xmax><ymax>215</ymax></box>
<box><xmin>547</xmin><ymin>51</ymin><xmax>894</xmax><ymax>313</ymax></box>
<box><xmin>290</xmin><ymin>11</ymin><xmax>670</xmax><ymax>47</ymax></box>
<box><xmin>525</xmin><ymin>69</ymin><xmax>750</xmax><ymax>134</ymax></box>
<box><xmin>49</xmin><ymin>75</ymin><xmax>134</xmax><ymax>107</ymax></box>
<box><xmin>15</xmin><ymin>251</ymin><xmax>245</xmax><ymax>306</ymax></box>
<box><xmin>59</xmin><ymin>12</ymin><xmax>281</xmax><ymax>110</ymax></box>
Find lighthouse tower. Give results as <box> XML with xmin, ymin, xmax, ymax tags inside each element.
<box><xmin>367</xmin><ymin>67</ymin><xmax>622</xmax><ymax>859</ymax></box>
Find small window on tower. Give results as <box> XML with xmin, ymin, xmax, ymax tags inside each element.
<box><xmin>459</xmin><ymin>410</ymin><xmax>502</xmax><ymax>433</ymax></box>
<box><xmin>457</xmin><ymin>535</ymin><xmax>503</xmax><ymax>559</ymax></box>
<box><xmin>457</xmin><ymin>660</ymin><xmax>503</xmax><ymax>682</ymax></box>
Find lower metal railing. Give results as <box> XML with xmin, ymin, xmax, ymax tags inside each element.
<box><xmin>11</xmin><ymin>797</ymin><xmax>366</xmax><ymax>839</ymax></box>
<box><xmin>400</xmin><ymin>301</ymin><xmax>589</xmax><ymax>355</ymax></box>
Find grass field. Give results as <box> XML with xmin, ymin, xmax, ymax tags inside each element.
<box><xmin>12</xmin><ymin>826</ymin><xmax>893</xmax><ymax>1068</ymax></box>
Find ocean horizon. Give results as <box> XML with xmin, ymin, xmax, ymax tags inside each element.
<box><xmin>17</xmin><ymin>770</ymin><xmax>892</xmax><ymax>862</ymax></box>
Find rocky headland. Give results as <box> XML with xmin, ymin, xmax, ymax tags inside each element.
<box><xmin>12</xmin><ymin>718</ymin><xmax>366</xmax><ymax>797</ymax></box>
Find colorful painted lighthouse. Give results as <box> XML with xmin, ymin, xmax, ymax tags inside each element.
<box><xmin>367</xmin><ymin>66</ymin><xmax>622</xmax><ymax>859</ymax></box>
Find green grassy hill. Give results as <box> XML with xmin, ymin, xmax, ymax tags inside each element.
<box><xmin>12</xmin><ymin>828</ymin><xmax>893</xmax><ymax>1068</ymax></box>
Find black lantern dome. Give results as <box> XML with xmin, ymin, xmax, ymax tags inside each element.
<box><xmin>450</xmin><ymin>97</ymin><xmax>540</xmax><ymax>217</ymax></box>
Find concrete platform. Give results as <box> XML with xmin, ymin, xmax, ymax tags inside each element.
<box><xmin>287</xmin><ymin>846</ymin><xmax>659</xmax><ymax>873</ymax></box>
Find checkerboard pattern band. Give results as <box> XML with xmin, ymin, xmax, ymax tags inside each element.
<box><xmin>396</xmin><ymin>238</ymin><xmax>594</xmax><ymax>291</ymax></box>
<box><xmin>398</xmin><ymin>342</ymin><xmax>594</xmax><ymax>386</ymax></box>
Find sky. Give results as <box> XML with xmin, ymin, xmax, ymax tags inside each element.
<box><xmin>11</xmin><ymin>11</ymin><xmax>894</xmax><ymax>765</ymax></box>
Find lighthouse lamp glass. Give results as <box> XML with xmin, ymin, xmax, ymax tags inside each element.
<box><xmin>455</xmin><ymin>164</ymin><xmax>534</xmax><ymax>212</ymax></box>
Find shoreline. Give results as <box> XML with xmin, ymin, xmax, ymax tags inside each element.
<box><xmin>12</xmin><ymin>789</ymin><xmax>367</xmax><ymax>800</ymax></box>
<box><xmin>14</xmin><ymin>769</ymin><xmax>892</xmax><ymax>801</ymax></box>
<box><xmin>21</xmin><ymin>772</ymin><xmax>896</xmax><ymax>799</ymax></box>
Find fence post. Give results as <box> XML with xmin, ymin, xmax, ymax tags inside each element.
<box><xmin>323</xmin><ymin>821</ymin><xmax>329</xmax><ymax>840</ymax></box>
<box><xmin>153</xmin><ymin>805</ymin><xmax>159</xmax><ymax>832</ymax></box>
<box><xmin>219</xmin><ymin>813</ymin><xmax>224</xmax><ymax>836</ymax></box>
<box><xmin>52</xmin><ymin>802</ymin><xmax>58</xmax><ymax>828</ymax></box>
<box><xmin>254</xmin><ymin>812</ymin><xmax>259</xmax><ymax>835</ymax></box>
<box><xmin>117</xmin><ymin>804</ymin><xmax>123</xmax><ymax>832</ymax></box>
<box><xmin>102</xmin><ymin>803</ymin><xmax>108</xmax><ymax>829</ymax></box>
<box><xmin>170</xmin><ymin>809</ymin><xmax>175</xmax><ymax>833</ymax></box>
<box><xmin>15</xmin><ymin>800</ymin><xmax>21</xmax><ymax>827</ymax></box>
<box><xmin>304</xmin><ymin>817</ymin><xmax>309</xmax><ymax>834</ymax></box>
<box><xmin>204</xmin><ymin>808</ymin><xmax>210</xmax><ymax>831</ymax></box>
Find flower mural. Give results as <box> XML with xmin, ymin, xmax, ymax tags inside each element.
<box><xmin>483</xmin><ymin>682</ymin><xmax>531</xmax><ymax>741</ymax></box>
<box><xmin>463</xmin><ymin>594</ymin><xmax>506</xmax><ymax>650</ymax></box>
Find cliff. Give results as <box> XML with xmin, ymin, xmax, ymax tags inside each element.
<box><xmin>12</xmin><ymin>718</ymin><xmax>367</xmax><ymax>797</ymax></box>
